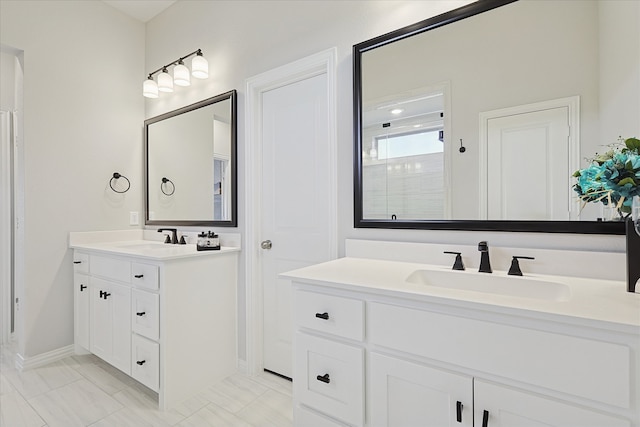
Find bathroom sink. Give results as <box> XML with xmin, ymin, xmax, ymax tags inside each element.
<box><xmin>405</xmin><ymin>269</ymin><xmax>571</xmax><ymax>301</ymax></box>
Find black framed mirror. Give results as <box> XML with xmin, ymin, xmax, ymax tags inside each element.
<box><xmin>353</xmin><ymin>0</ymin><xmax>629</xmax><ymax>234</ymax></box>
<box><xmin>145</xmin><ymin>90</ymin><xmax>237</xmax><ymax>227</ymax></box>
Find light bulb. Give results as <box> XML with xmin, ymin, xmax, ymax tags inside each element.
<box><xmin>143</xmin><ymin>77</ymin><xmax>158</xmax><ymax>98</ymax></box>
<box><xmin>157</xmin><ymin>68</ymin><xmax>174</xmax><ymax>92</ymax></box>
<box><xmin>173</xmin><ymin>60</ymin><xmax>191</xmax><ymax>86</ymax></box>
<box><xmin>192</xmin><ymin>51</ymin><xmax>208</xmax><ymax>79</ymax></box>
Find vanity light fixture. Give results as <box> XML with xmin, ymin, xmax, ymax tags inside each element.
<box><xmin>142</xmin><ymin>49</ymin><xmax>208</xmax><ymax>98</ymax></box>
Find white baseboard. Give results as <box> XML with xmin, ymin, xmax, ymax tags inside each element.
<box><xmin>237</xmin><ymin>358</ymin><xmax>248</xmax><ymax>374</ymax></box>
<box><xmin>15</xmin><ymin>344</ymin><xmax>75</xmax><ymax>371</ymax></box>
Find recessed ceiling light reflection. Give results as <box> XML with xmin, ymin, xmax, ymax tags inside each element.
<box><xmin>390</xmin><ymin>108</ymin><xmax>404</xmax><ymax>115</ymax></box>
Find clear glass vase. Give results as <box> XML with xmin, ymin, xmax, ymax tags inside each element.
<box><xmin>632</xmin><ymin>196</ymin><xmax>640</xmax><ymax>237</ymax></box>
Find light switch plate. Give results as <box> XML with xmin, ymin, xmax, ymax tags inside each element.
<box><xmin>130</xmin><ymin>211</ymin><xmax>139</xmax><ymax>225</ymax></box>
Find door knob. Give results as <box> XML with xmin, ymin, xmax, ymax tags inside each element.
<box><xmin>261</xmin><ymin>240</ymin><xmax>272</xmax><ymax>250</ymax></box>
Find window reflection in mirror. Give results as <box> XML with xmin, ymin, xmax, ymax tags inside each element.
<box><xmin>362</xmin><ymin>88</ymin><xmax>447</xmax><ymax>220</ymax></box>
<box><xmin>145</xmin><ymin>90</ymin><xmax>237</xmax><ymax>226</ymax></box>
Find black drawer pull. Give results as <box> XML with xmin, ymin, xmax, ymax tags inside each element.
<box><xmin>316</xmin><ymin>373</ymin><xmax>330</xmax><ymax>384</ymax></box>
<box><xmin>482</xmin><ymin>410</ymin><xmax>489</xmax><ymax>427</ymax></box>
<box><xmin>134</xmin><ymin>274</ymin><xmax>144</xmax><ymax>278</ymax></box>
<box><xmin>456</xmin><ymin>401</ymin><xmax>463</xmax><ymax>422</ymax></box>
<box><xmin>80</xmin><ymin>284</ymin><xmax>87</xmax><ymax>292</ymax></box>
<box><xmin>315</xmin><ymin>312</ymin><xmax>329</xmax><ymax>320</ymax></box>
<box><xmin>136</xmin><ymin>311</ymin><xmax>146</xmax><ymax>316</ymax></box>
<box><xmin>73</xmin><ymin>261</ymin><xmax>82</xmax><ymax>264</ymax></box>
<box><xmin>136</xmin><ymin>360</ymin><xmax>146</xmax><ymax>366</ymax></box>
<box><xmin>103</xmin><ymin>292</ymin><xmax>111</xmax><ymax>300</ymax></box>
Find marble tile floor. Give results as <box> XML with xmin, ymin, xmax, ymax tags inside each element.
<box><xmin>0</xmin><ymin>344</ymin><xmax>293</xmax><ymax>427</ymax></box>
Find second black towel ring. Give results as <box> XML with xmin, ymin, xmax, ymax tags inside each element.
<box><xmin>161</xmin><ymin>177</ymin><xmax>175</xmax><ymax>196</ymax></box>
<box><xmin>109</xmin><ymin>172</ymin><xmax>130</xmax><ymax>193</ymax></box>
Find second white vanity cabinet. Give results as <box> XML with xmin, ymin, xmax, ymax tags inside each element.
<box><xmin>288</xmin><ymin>259</ymin><xmax>639</xmax><ymax>427</ymax></box>
<box><xmin>72</xmin><ymin>244</ymin><xmax>238</xmax><ymax>410</ymax></box>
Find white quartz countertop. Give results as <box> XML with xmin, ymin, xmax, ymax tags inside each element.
<box><xmin>71</xmin><ymin>240</ymin><xmax>240</xmax><ymax>261</ymax></box>
<box><xmin>281</xmin><ymin>257</ymin><xmax>640</xmax><ymax>331</ymax></box>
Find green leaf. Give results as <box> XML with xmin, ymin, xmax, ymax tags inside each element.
<box><xmin>624</xmin><ymin>137</ymin><xmax>640</xmax><ymax>151</ymax></box>
<box><xmin>618</xmin><ymin>177</ymin><xmax>636</xmax><ymax>186</ymax></box>
<box><xmin>572</xmin><ymin>170</ymin><xmax>582</xmax><ymax>177</ymax></box>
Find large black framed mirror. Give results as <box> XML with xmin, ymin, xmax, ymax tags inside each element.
<box><xmin>354</xmin><ymin>0</ymin><xmax>634</xmax><ymax>234</ymax></box>
<box><xmin>145</xmin><ymin>90</ymin><xmax>237</xmax><ymax>227</ymax></box>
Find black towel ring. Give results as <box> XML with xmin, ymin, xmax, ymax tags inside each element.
<box><xmin>161</xmin><ymin>177</ymin><xmax>175</xmax><ymax>196</ymax></box>
<box><xmin>109</xmin><ymin>172</ymin><xmax>130</xmax><ymax>193</ymax></box>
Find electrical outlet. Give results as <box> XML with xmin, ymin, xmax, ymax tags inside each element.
<box><xmin>129</xmin><ymin>211</ymin><xmax>139</xmax><ymax>226</ymax></box>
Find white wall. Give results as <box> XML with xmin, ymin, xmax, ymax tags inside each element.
<box><xmin>0</xmin><ymin>1</ymin><xmax>145</xmax><ymax>358</ymax></box>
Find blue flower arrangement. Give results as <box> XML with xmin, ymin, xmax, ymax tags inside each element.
<box><xmin>573</xmin><ymin>137</ymin><xmax>640</xmax><ymax>217</ymax></box>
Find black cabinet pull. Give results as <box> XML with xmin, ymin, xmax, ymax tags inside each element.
<box><xmin>80</xmin><ymin>284</ymin><xmax>87</xmax><ymax>292</ymax></box>
<box><xmin>103</xmin><ymin>292</ymin><xmax>111</xmax><ymax>300</ymax></box>
<box><xmin>136</xmin><ymin>311</ymin><xmax>146</xmax><ymax>316</ymax></box>
<box><xmin>482</xmin><ymin>410</ymin><xmax>489</xmax><ymax>427</ymax></box>
<box><xmin>136</xmin><ymin>360</ymin><xmax>146</xmax><ymax>366</ymax></box>
<box><xmin>99</xmin><ymin>290</ymin><xmax>104</xmax><ymax>299</ymax></box>
<box><xmin>134</xmin><ymin>274</ymin><xmax>144</xmax><ymax>278</ymax></box>
<box><xmin>315</xmin><ymin>312</ymin><xmax>329</xmax><ymax>320</ymax></box>
<box><xmin>73</xmin><ymin>261</ymin><xmax>82</xmax><ymax>264</ymax></box>
<box><xmin>316</xmin><ymin>373</ymin><xmax>330</xmax><ymax>384</ymax></box>
<box><xmin>456</xmin><ymin>401</ymin><xmax>463</xmax><ymax>422</ymax></box>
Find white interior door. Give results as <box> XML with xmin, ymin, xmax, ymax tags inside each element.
<box><xmin>486</xmin><ymin>107</ymin><xmax>571</xmax><ymax>220</ymax></box>
<box><xmin>261</xmin><ymin>72</ymin><xmax>333</xmax><ymax>379</ymax></box>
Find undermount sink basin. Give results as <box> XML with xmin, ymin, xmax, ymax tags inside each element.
<box><xmin>405</xmin><ymin>269</ymin><xmax>571</xmax><ymax>302</ymax></box>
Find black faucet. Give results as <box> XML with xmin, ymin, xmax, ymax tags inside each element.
<box><xmin>478</xmin><ymin>241</ymin><xmax>492</xmax><ymax>273</ymax></box>
<box><xmin>158</xmin><ymin>228</ymin><xmax>178</xmax><ymax>244</ymax></box>
<box><xmin>508</xmin><ymin>256</ymin><xmax>535</xmax><ymax>276</ymax></box>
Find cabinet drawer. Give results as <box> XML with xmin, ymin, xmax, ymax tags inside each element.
<box><xmin>294</xmin><ymin>332</ymin><xmax>364</xmax><ymax>426</ymax></box>
<box><xmin>73</xmin><ymin>252</ymin><xmax>89</xmax><ymax>274</ymax></box>
<box><xmin>131</xmin><ymin>263</ymin><xmax>159</xmax><ymax>290</ymax></box>
<box><xmin>132</xmin><ymin>289</ymin><xmax>159</xmax><ymax>341</ymax></box>
<box><xmin>131</xmin><ymin>334</ymin><xmax>160</xmax><ymax>392</ymax></box>
<box><xmin>294</xmin><ymin>289</ymin><xmax>364</xmax><ymax>341</ymax></box>
<box><xmin>90</xmin><ymin>255</ymin><xmax>131</xmax><ymax>283</ymax></box>
<box><xmin>369</xmin><ymin>302</ymin><xmax>631</xmax><ymax>409</ymax></box>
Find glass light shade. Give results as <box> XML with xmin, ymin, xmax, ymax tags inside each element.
<box><xmin>143</xmin><ymin>78</ymin><xmax>159</xmax><ymax>98</ymax></box>
<box><xmin>173</xmin><ymin>63</ymin><xmax>191</xmax><ymax>86</ymax></box>
<box><xmin>157</xmin><ymin>70</ymin><xmax>174</xmax><ymax>92</ymax></box>
<box><xmin>191</xmin><ymin>54</ymin><xmax>209</xmax><ymax>79</ymax></box>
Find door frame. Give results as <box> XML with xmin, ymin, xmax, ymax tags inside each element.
<box><xmin>478</xmin><ymin>96</ymin><xmax>580</xmax><ymax>219</ymax></box>
<box><xmin>244</xmin><ymin>48</ymin><xmax>338</xmax><ymax>375</ymax></box>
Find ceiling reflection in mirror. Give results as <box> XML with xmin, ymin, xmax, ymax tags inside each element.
<box><xmin>354</xmin><ymin>0</ymin><xmax>638</xmax><ymax>233</ymax></box>
<box><xmin>145</xmin><ymin>90</ymin><xmax>237</xmax><ymax>226</ymax></box>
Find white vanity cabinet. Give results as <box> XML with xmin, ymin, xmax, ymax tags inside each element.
<box><xmin>291</xmin><ymin>284</ymin><xmax>637</xmax><ymax>427</ymax></box>
<box><xmin>72</xmin><ymin>247</ymin><xmax>238</xmax><ymax>410</ymax></box>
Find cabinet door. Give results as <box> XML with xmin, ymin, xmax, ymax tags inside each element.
<box><xmin>90</xmin><ymin>277</ymin><xmax>131</xmax><ymax>375</ymax></box>
<box><xmin>74</xmin><ymin>273</ymin><xmax>90</xmax><ymax>351</ymax></box>
<box><xmin>474</xmin><ymin>380</ymin><xmax>630</xmax><ymax>427</ymax></box>
<box><xmin>369</xmin><ymin>352</ymin><xmax>473</xmax><ymax>427</ymax></box>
